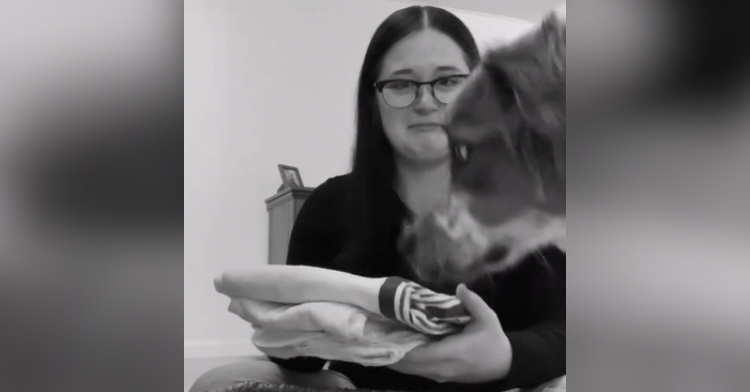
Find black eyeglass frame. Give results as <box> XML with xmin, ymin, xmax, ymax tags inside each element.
<box><xmin>373</xmin><ymin>74</ymin><xmax>471</xmax><ymax>108</ymax></box>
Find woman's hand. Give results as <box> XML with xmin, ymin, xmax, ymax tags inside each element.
<box><xmin>387</xmin><ymin>284</ymin><xmax>512</xmax><ymax>383</ymax></box>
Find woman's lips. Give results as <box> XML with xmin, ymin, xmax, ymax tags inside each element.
<box><xmin>409</xmin><ymin>123</ymin><xmax>444</xmax><ymax>131</ymax></box>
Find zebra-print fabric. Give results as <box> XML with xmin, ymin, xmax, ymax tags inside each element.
<box><xmin>378</xmin><ymin>277</ymin><xmax>471</xmax><ymax>335</ymax></box>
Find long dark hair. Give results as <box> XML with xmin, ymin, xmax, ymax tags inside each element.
<box><xmin>338</xmin><ymin>6</ymin><xmax>480</xmax><ymax>276</ymax></box>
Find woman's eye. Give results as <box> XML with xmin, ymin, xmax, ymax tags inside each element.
<box><xmin>437</xmin><ymin>76</ymin><xmax>465</xmax><ymax>88</ymax></box>
<box><xmin>386</xmin><ymin>81</ymin><xmax>414</xmax><ymax>90</ymax></box>
<box><xmin>437</xmin><ymin>78</ymin><xmax>458</xmax><ymax>87</ymax></box>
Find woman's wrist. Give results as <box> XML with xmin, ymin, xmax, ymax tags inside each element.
<box><xmin>494</xmin><ymin>334</ymin><xmax>513</xmax><ymax>380</ymax></box>
<box><xmin>473</xmin><ymin>333</ymin><xmax>512</xmax><ymax>383</ymax></box>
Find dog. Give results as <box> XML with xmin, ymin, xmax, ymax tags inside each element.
<box><xmin>400</xmin><ymin>13</ymin><xmax>566</xmax><ymax>289</ymax></box>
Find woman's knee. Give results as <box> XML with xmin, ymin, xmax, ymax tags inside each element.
<box><xmin>188</xmin><ymin>358</ymin><xmax>355</xmax><ymax>392</ymax></box>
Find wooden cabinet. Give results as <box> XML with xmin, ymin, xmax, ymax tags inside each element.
<box><xmin>264</xmin><ymin>186</ymin><xmax>315</xmax><ymax>265</ymax></box>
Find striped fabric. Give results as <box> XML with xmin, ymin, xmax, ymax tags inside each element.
<box><xmin>378</xmin><ymin>277</ymin><xmax>471</xmax><ymax>335</ymax></box>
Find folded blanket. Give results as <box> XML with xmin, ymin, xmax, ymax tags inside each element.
<box><xmin>215</xmin><ymin>266</ymin><xmax>472</xmax><ymax>366</ymax></box>
<box><xmin>227</xmin><ymin>299</ymin><xmax>368</xmax><ymax>340</ymax></box>
<box><xmin>226</xmin><ymin>296</ymin><xmax>436</xmax><ymax>365</ymax></box>
<box><xmin>251</xmin><ymin>315</ymin><xmax>432</xmax><ymax>366</ymax></box>
<box><xmin>215</xmin><ymin>266</ymin><xmax>471</xmax><ymax>335</ymax></box>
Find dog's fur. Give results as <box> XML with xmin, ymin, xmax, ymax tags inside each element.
<box><xmin>401</xmin><ymin>14</ymin><xmax>566</xmax><ymax>289</ymax></box>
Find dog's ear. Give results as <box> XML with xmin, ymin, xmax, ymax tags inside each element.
<box><xmin>541</xmin><ymin>13</ymin><xmax>566</xmax><ymax>78</ymax></box>
<box><xmin>482</xmin><ymin>13</ymin><xmax>566</xmax><ymax>108</ymax></box>
<box><xmin>541</xmin><ymin>13</ymin><xmax>566</xmax><ymax>40</ymax></box>
<box><xmin>541</xmin><ymin>14</ymin><xmax>566</xmax><ymax>173</ymax></box>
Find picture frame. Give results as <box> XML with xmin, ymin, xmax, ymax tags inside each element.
<box><xmin>278</xmin><ymin>164</ymin><xmax>304</xmax><ymax>189</ymax></box>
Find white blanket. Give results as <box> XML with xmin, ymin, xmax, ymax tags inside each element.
<box><xmin>228</xmin><ymin>298</ymin><xmax>431</xmax><ymax>366</ymax></box>
<box><xmin>215</xmin><ymin>266</ymin><xmax>471</xmax><ymax>366</ymax></box>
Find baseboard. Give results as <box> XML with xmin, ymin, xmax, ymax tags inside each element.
<box><xmin>184</xmin><ymin>339</ymin><xmax>262</xmax><ymax>359</ymax></box>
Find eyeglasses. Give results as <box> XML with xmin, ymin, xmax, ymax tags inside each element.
<box><xmin>373</xmin><ymin>74</ymin><xmax>470</xmax><ymax>108</ymax></box>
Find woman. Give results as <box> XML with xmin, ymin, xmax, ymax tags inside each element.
<box><xmin>191</xmin><ymin>5</ymin><xmax>565</xmax><ymax>392</ymax></box>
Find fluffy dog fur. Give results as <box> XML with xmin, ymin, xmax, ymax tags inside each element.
<box><xmin>401</xmin><ymin>14</ymin><xmax>566</xmax><ymax>289</ymax></box>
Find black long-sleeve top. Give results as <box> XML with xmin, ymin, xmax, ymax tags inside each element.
<box><xmin>269</xmin><ymin>174</ymin><xmax>565</xmax><ymax>391</ymax></box>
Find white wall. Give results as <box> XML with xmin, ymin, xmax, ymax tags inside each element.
<box><xmin>184</xmin><ymin>0</ymin><xmax>533</xmax><ymax>358</ymax></box>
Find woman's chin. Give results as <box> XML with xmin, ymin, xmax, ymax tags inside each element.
<box><xmin>407</xmin><ymin>139</ymin><xmax>450</xmax><ymax>161</ymax></box>
<box><xmin>402</xmin><ymin>147</ymin><xmax>449</xmax><ymax>165</ymax></box>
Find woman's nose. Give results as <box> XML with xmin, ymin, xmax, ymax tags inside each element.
<box><xmin>413</xmin><ymin>85</ymin><xmax>440</xmax><ymax>112</ymax></box>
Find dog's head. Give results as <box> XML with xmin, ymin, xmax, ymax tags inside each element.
<box><xmin>400</xmin><ymin>14</ymin><xmax>566</xmax><ymax>289</ymax></box>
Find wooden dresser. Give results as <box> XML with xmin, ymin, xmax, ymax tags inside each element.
<box><xmin>264</xmin><ymin>186</ymin><xmax>315</xmax><ymax>265</ymax></box>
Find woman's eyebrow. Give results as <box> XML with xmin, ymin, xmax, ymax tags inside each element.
<box><xmin>385</xmin><ymin>65</ymin><xmax>465</xmax><ymax>79</ymax></box>
<box><xmin>434</xmin><ymin>65</ymin><xmax>463</xmax><ymax>73</ymax></box>
<box><xmin>386</xmin><ymin>68</ymin><xmax>416</xmax><ymax>78</ymax></box>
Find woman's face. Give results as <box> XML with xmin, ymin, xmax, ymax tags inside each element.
<box><xmin>376</xmin><ymin>29</ymin><xmax>471</xmax><ymax>164</ymax></box>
